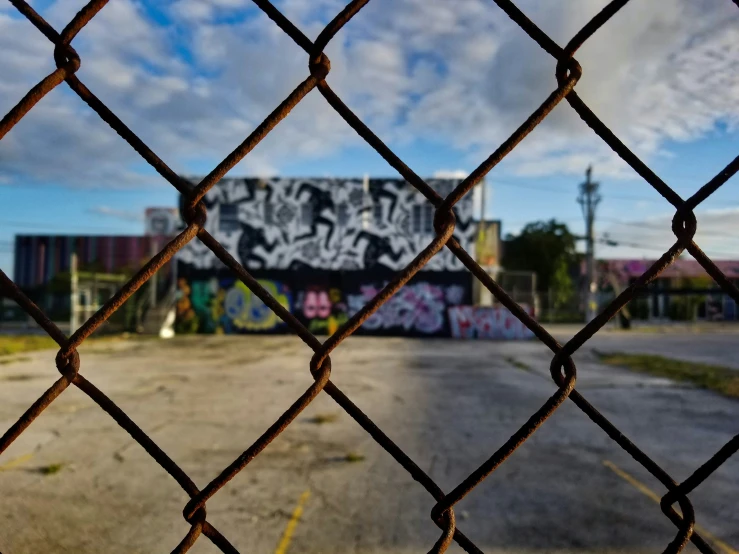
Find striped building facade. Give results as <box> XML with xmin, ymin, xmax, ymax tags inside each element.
<box><xmin>13</xmin><ymin>235</ymin><xmax>167</xmax><ymax>289</ymax></box>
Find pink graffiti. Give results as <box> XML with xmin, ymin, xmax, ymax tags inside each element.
<box><xmin>448</xmin><ymin>305</ymin><xmax>535</xmax><ymax>340</ymax></box>
<box><xmin>302</xmin><ymin>290</ymin><xmax>331</xmax><ymax>319</ymax></box>
<box><xmin>348</xmin><ymin>282</ymin><xmax>448</xmax><ymax>334</ymax></box>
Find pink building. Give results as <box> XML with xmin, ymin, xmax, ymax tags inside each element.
<box><xmin>593</xmin><ymin>258</ymin><xmax>739</xmax><ymax>321</ymax></box>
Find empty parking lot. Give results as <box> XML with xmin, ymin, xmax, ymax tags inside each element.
<box><xmin>0</xmin><ymin>333</ymin><xmax>736</xmax><ymax>553</ymax></box>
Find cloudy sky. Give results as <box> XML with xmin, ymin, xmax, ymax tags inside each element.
<box><xmin>2</xmin><ymin>0</ymin><xmax>739</xmax><ymax>273</ymax></box>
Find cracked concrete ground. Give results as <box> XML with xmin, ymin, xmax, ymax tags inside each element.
<box><xmin>0</xmin><ymin>333</ymin><xmax>736</xmax><ymax>554</ymax></box>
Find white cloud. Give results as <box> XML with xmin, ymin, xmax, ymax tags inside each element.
<box><xmin>170</xmin><ymin>0</ymin><xmax>250</xmax><ymax>22</ymax></box>
<box><xmin>1</xmin><ymin>0</ymin><xmax>738</xmax><ymax>190</ymax></box>
<box><xmin>434</xmin><ymin>169</ymin><xmax>468</xmax><ymax>179</ymax></box>
<box><xmin>88</xmin><ymin>206</ymin><xmax>144</xmax><ymax>221</ymax></box>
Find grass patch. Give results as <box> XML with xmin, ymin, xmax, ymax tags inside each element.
<box><xmin>1</xmin><ymin>373</ymin><xmax>35</xmax><ymax>382</ymax></box>
<box><xmin>0</xmin><ymin>336</ymin><xmax>58</xmax><ymax>356</ymax></box>
<box><xmin>599</xmin><ymin>353</ymin><xmax>739</xmax><ymax>398</ymax></box>
<box><xmin>0</xmin><ymin>356</ymin><xmax>31</xmax><ymax>365</ymax></box>
<box><xmin>505</xmin><ymin>357</ymin><xmax>533</xmax><ymax>372</ymax></box>
<box><xmin>344</xmin><ymin>452</ymin><xmax>365</xmax><ymax>463</ymax></box>
<box><xmin>308</xmin><ymin>413</ymin><xmax>340</xmax><ymax>425</ymax></box>
<box><xmin>36</xmin><ymin>463</ymin><xmax>64</xmax><ymax>475</ymax></box>
<box><xmin>0</xmin><ymin>334</ymin><xmax>146</xmax><ymax>358</ymax></box>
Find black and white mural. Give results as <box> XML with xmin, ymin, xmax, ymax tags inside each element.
<box><xmin>177</xmin><ymin>177</ymin><xmax>476</xmax><ymax>271</ymax></box>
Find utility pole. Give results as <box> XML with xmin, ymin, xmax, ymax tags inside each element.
<box><xmin>578</xmin><ymin>166</ymin><xmax>601</xmax><ymax>323</ymax></box>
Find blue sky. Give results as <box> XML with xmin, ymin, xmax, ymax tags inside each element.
<box><xmin>2</xmin><ymin>0</ymin><xmax>739</xmax><ymax>274</ymax></box>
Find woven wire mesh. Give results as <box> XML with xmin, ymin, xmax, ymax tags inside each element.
<box><xmin>1</xmin><ymin>0</ymin><xmax>739</xmax><ymax>552</ymax></box>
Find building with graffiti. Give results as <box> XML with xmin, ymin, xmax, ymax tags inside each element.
<box><xmin>595</xmin><ymin>257</ymin><xmax>739</xmax><ymax>321</ymax></box>
<box><xmin>176</xmin><ymin>177</ymin><xmax>481</xmax><ymax>337</ymax></box>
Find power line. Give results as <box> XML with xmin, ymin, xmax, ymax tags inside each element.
<box><xmin>0</xmin><ymin>219</ymin><xmax>137</xmax><ymax>232</ymax></box>
<box><xmin>597</xmin><ymin>237</ymin><xmax>739</xmax><ymax>259</ymax></box>
<box><xmin>492</xmin><ymin>179</ymin><xmax>656</xmax><ymax>202</ymax></box>
<box><xmin>492</xmin><ymin>178</ymin><xmax>739</xmax><ymax>204</ymax></box>
<box><xmin>599</xmin><ymin>216</ymin><xmax>739</xmax><ymax>242</ymax></box>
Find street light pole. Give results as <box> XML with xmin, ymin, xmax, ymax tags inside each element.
<box><xmin>578</xmin><ymin>166</ymin><xmax>601</xmax><ymax>322</ymax></box>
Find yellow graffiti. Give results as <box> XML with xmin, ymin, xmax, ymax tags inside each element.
<box><xmin>211</xmin><ymin>287</ymin><xmax>226</xmax><ymax>333</ymax></box>
<box><xmin>175</xmin><ymin>278</ymin><xmax>199</xmax><ymax>333</ymax></box>
<box><xmin>329</xmin><ymin>288</ymin><xmax>342</xmax><ymax>304</ymax></box>
<box><xmin>308</xmin><ymin>313</ymin><xmax>347</xmax><ymax>335</ymax></box>
<box><xmin>226</xmin><ymin>280</ymin><xmax>290</xmax><ymax>331</ymax></box>
<box><xmin>176</xmin><ymin>278</ymin><xmax>193</xmax><ymax>319</ymax></box>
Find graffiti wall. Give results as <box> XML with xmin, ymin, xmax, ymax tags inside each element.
<box><xmin>345</xmin><ymin>279</ymin><xmax>467</xmax><ymax>336</ymax></box>
<box><xmin>448</xmin><ymin>305</ymin><xmax>535</xmax><ymax>340</ymax></box>
<box><xmin>176</xmin><ymin>177</ymin><xmax>476</xmax><ymax>273</ymax></box>
<box><xmin>175</xmin><ymin>275</ymin><xmax>291</xmax><ymax>334</ymax></box>
<box><xmin>176</xmin><ymin>267</ymin><xmax>472</xmax><ymax>337</ymax></box>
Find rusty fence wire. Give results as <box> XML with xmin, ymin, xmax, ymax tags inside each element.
<box><xmin>1</xmin><ymin>0</ymin><xmax>739</xmax><ymax>552</ymax></box>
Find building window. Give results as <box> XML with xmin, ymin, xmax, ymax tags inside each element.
<box><xmin>423</xmin><ymin>205</ymin><xmax>434</xmax><ymax>234</ymax></box>
<box><xmin>373</xmin><ymin>203</ymin><xmax>383</xmax><ymax>226</ymax></box>
<box><xmin>264</xmin><ymin>202</ymin><xmax>274</xmax><ymax>225</ymax></box>
<box><xmin>337</xmin><ymin>202</ymin><xmax>349</xmax><ymax>227</ymax></box>
<box><xmin>411</xmin><ymin>204</ymin><xmax>435</xmax><ymax>235</ymax></box>
<box><xmin>300</xmin><ymin>203</ymin><xmax>314</xmax><ymax>226</ymax></box>
<box><xmin>219</xmin><ymin>203</ymin><xmax>240</xmax><ymax>233</ymax></box>
<box><xmin>412</xmin><ymin>205</ymin><xmax>422</xmax><ymax>234</ymax></box>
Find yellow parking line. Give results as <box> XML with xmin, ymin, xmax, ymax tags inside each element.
<box><xmin>603</xmin><ymin>460</ymin><xmax>738</xmax><ymax>554</ymax></box>
<box><xmin>0</xmin><ymin>452</ymin><xmax>33</xmax><ymax>471</ymax></box>
<box><xmin>274</xmin><ymin>489</ymin><xmax>311</xmax><ymax>554</ymax></box>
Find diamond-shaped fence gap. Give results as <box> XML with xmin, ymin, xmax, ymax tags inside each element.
<box><xmin>457</xmin><ymin>358</ymin><xmax>712</xmax><ymax>549</ymax></box>
<box><xmin>18</xmin><ymin>0</ymin><xmax>313</xmax><ymax>197</ymax></box>
<box><xmin>67</xmin><ymin>371</ymin><xmax>226</xmax><ymax>552</ymax></box>
<box><xmin>291</xmin><ymin>448</ymin><xmax>454</xmax><ymax>553</ymax></box>
<box><xmin>658</xmin><ymin>246</ymin><xmax>739</xmax><ymax>316</ymax></box>
<box><xmin>556</xmin><ymin>7</ymin><xmax>739</xmax><ymax>209</ymax></box>
<box><xmin>570</xmin><ymin>382</ymin><xmax>730</xmax><ymax>552</ymax></box>
<box><xmin>0</xmin><ymin>340</ymin><xmax>68</xmax><ymax>456</ymax></box>
<box><xmin>146</xmin><ymin>335</ymin><xmax>319</xmax><ymax>466</ymax></box>
<box><xmin>189</xmin><ymin>389</ymin><xmax>386</xmax><ymax>552</ymax></box>
<box><xmin>276</xmin><ymin>343</ymin><xmax>467</xmax><ymax>553</ymax></box>
<box><xmin>422</xmin><ymin>367</ymin><xmax>655</xmax><ymax>551</ymax></box>
<box><xmin>447</xmin><ymin>441</ymin><xmax>675</xmax><ymax>551</ymax></box>
<box><xmin>670</xmin><ymin>462</ymin><xmax>739</xmax><ymax>552</ymax></box>
<box><xmin>0</xmin><ymin>83</ymin><xmax>178</xmax><ymax>192</ymax></box>
<box><xmin>387</xmin><ymin>340</ymin><xmax>564</xmax><ymax>482</ymax></box>
<box><xmin>303</xmin><ymin>1</ymin><xmax>581</xmax><ymax>201</ymax></box>
<box><xmin>0</xmin><ymin>375</ymin><xmax>198</xmax><ymax>554</ymax></box>
<box><xmin>493</xmin><ymin>0</ymin><xmax>644</xmax><ymax>63</ymax></box>
<box><xmin>688</xmin><ymin>221</ymin><xmax>739</xmax><ymax>271</ymax></box>
<box><xmin>227</xmin><ymin>88</ymin><xmax>372</xmax><ymax>181</ymax></box>
<box><xmin>0</xmin><ymin>11</ymin><xmax>60</xmax><ymax>132</ymax></box>
<box><xmin>52</xmin><ymin>2</ymin><xmax>317</xmax><ymax>184</ymax></box>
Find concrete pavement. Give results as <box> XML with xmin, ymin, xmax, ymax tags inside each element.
<box><xmin>0</xmin><ymin>335</ymin><xmax>735</xmax><ymax>553</ymax></box>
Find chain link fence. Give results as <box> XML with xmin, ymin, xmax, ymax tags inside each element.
<box><xmin>1</xmin><ymin>0</ymin><xmax>739</xmax><ymax>552</ymax></box>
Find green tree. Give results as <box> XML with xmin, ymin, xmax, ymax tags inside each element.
<box><xmin>502</xmin><ymin>219</ymin><xmax>578</xmax><ymax>307</ymax></box>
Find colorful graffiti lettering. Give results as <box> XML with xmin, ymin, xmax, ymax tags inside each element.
<box><xmin>175</xmin><ymin>269</ymin><xmax>471</xmax><ymax>336</ymax></box>
<box><xmin>175</xmin><ymin>278</ymin><xmax>199</xmax><ymax>333</ymax></box>
<box><xmin>296</xmin><ymin>286</ymin><xmax>348</xmax><ymax>335</ymax></box>
<box><xmin>211</xmin><ymin>287</ymin><xmax>226</xmax><ymax>334</ymax></box>
<box><xmin>224</xmin><ymin>280</ymin><xmax>291</xmax><ymax>331</ymax></box>
<box><xmin>348</xmin><ymin>282</ymin><xmax>452</xmax><ymax>334</ymax></box>
<box><xmin>444</xmin><ymin>284</ymin><xmax>465</xmax><ymax>305</ymax></box>
<box><xmin>448</xmin><ymin>305</ymin><xmax>535</xmax><ymax>340</ymax></box>
<box><xmin>301</xmin><ymin>289</ymin><xmax>332</xmax><ymax>319</ymax></box>
<box><xmin>308</xmin><ymin>313</ymin><xmax>348</xmax><ymax>335</ymax></box>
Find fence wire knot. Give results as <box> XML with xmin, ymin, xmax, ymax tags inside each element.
<box><xmin>1</xmin><ymin>0</ymin><xmax>738</xmax><ymax>552</ymax></box>
<box><xmin>55</xmin><ymin>348</ymin><xmax>80</xmax><ymax>379</ymax></box>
